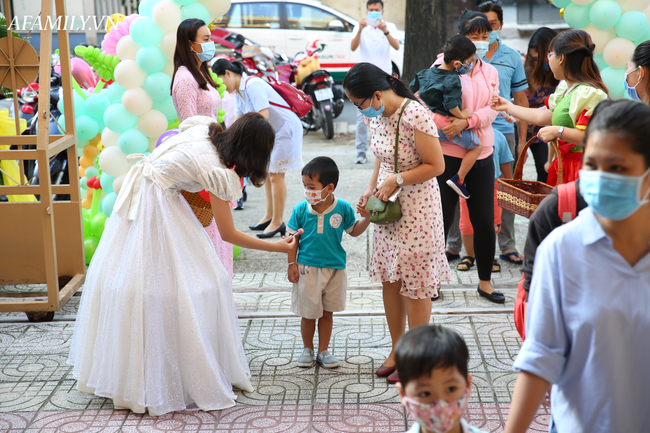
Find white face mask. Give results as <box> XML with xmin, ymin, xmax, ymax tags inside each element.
<box><xmin>304</xmin><ymin>186</ymin><xmax>330</xmax><ymax>205</ymax></box>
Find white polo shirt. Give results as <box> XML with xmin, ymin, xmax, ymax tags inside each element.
<box><xmin>351</xmin><ymin>22</ymin><xmax>398</xmax><ymax>74</ymax></box>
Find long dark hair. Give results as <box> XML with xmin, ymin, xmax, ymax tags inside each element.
<box><xmin>457</xmin><ymin>10</ymin><xmax>491</xmax><ymax>36</ymax></box>
<box><xmin>211</xmin><ymin>58</ymin><xmax>248</xmax><ymax>77</ymax></box>
<box><xmin>525</xmin><ymin>27</ymin><xmax>559</xmax><ymax>93</ymax></box>
<box><xmin>343</xmin><ymin>62</ymin><xmax>417</xmax><ymax>102</ymax></box>
<box><xmin>171</xmin><ymin>19</ymin><xmax>219</xmax><ymax>94</ymax></box>
<box><xmin>208</xmin><ymin>112</ymin><xmax>275</xmax><ymax>187</ymax></box>
<box><xmin>631</xmin><ymin>40</ymin><xmax>650</xmax><ymax>103</ymax></box>
<box><xmin>549</xmin><ymin>29</ymin><xmax>608</xmax><ymax>95</ymax></box>
<box><xmin>584</xmin><ymin>99</ymin><xmax>650</xmax><ymax>168</ymax></box>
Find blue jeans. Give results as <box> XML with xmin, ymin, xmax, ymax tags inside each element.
<box><xmin>438</xmin><ymin>129</ymin><xmax>480</xmax><ymax>149</ymax></box>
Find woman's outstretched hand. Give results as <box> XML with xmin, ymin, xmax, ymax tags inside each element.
<box><xmin>274</xmin><ymin>228</ymin><xmax>303</xmax><ymax>254</ymax></box>
<box><xmin>491</xmin><ymin>95</ymin><xmax>511</xmax><ymax>112</ymax></box>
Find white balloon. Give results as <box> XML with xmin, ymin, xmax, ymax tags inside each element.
<box><xmin>160</xmin><ymin>31</ymin><xmax>177</xmax><ymax>58</ymax></box>
<box><xmin>99</xmin><ymin>146</ymin><xmax>130</xmax><ymax>176</ymax></box>
<box><xmin>113</xmin><ymin>173</ymin><xmax>127</xmax><ymax>195</ymax></box>
<box><xmin>101</xmin><ymin>127</ymin><xmax>120</xmax><ymax>147</ymax></box>
<box><xmin>643</xmin><ymin>4</ymin><xmax>650</xmax><ymax>21</ymax></box>
<box><xmin>114</xmin><ymin>59</ymin><xmax>148</xmax><ymax>89</ymax></box>
<box><xmin>162</xmin><ymin>59</ymin><xmax>175</xmax><ymax>77</ymax></box>
<box><xmin>621</xmin><ymin>0</ymin><xmax>650</xmax><ymax>13</ymax></box>
<box><xmin>196</xmin><ymin>0</ymin><xmax>231</xmax><ymax>17</ymax></box>
<box><xmin>153</xmin><ymin>0</ymin><xmax>181</xmax><ymax>32</ymax></box>
<box><xmin>138</xmin><ymin>109</ymin><xmax>169</xmax><ymax>138</ymax></box>
<box><xmin>603</xmin><ymin>37</ymin><xmax>636</xmax><ymax>68</ymax></box>
<box><xmin>583</xmin><ymin>24</ymin><xmax>616</xmax><ymax>54</ymax></box>
<box><xmin>115</xmin><ymin>35</ymin><xmax>141</xmax><ymax>61</ymax></box>
<box><xmin>122</xmin><ymin>87</ymin><xmax>154</xmax><ymax>116</ymax></box>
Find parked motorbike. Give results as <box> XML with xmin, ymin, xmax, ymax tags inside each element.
<box><xmin>291</xmin><ymin>46</ymin><xmax>344</xmax><ymax>140</ymax></box>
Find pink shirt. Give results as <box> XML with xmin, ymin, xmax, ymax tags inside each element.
<box><xmin>172</xmin><ymin>65</ymin><xmax>222</xmax><ymax>123</ymax></box>
<box><xmin>431</xmin><ymin>55</ymin><xmax>498</xmax><ymax>160</ymax></box>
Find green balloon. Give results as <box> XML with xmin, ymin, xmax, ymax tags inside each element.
<box><xmin>105</xmin><ymin>82</ymin><xmax>126</xmax><ymax>105</ymax></box>
<box><xmin>80</xmin><ymin>176</ymin><xmax>89</xmax><ymax>190</ymax></box>
<box><xmin>130</xmin><ymin>16</ymin><xmax>163</xmax><ymax>47</ymax></box>
<box><xmin>118</xmin><ymin>128</ymin><xmax>149</xmax><ymax>155</ymax></box>
<box><xmin>600</xmin><ymin>66</ymin><xmax>625</xmax><ymax>98</ymax></box>
<box><xmin>85</xmin><ymin>166</ymin><xmax>99</xmax><ymax>179</ymax></box>
<box><xmin>85</xmin><ymin>94</ymin><xmax>111</xmax><ymax>119</ymax></box>
<box><xmin>594</xmin><ymin>53</ymin><xmax>608</xmax><ymax>71</ymax></box>
<box><xmin>76</xmin><ymin>114</ymin><xmax>100</xmax><ymax>141</ymax></box>
<box><xmin>136</xmin><ymin>45</ymin><xmax>167</xmax><ymax>74</ymax></box>
<box><xmin>102</xmin><ymin>192</ymin><xmax>118</xmax><ymax>216</ymax></box>
<box><xmin>138</xmin><ymin>0</ymin><xmax>158</xmax><ymax>17</ymax></box>
<box><xmin>233</xmin><ymin>244</ymin><xmax>242</xmax><ymax>259</ymax></box>
<box><xmin>616</xmin><ymin>11</ymin><xmax>649</xmax><ymax>42</ymax></box>
<box><xmin>564</xmin><ymin>2</ymin><xmax>592</xmax><ymax>30</ymax></box>
<box><xmin>551</xmin><ymin>0</ymin><xmax>571</xmax><ymax>8</ymax></box>
<box><xmin>104</xmin><ymin>104</ymin><xmax>138</xmax><ymax>133</ymax></box>
<box><xmin>152</xmin><ymin>96</ymin><xmax>179</xmax><ymax>122</ymax></box>
<box><xmin>590</xmin><ymin>0</ymin><xmax>621</xmax><ymax>30</ymax></box>
<box><xmin>144</xmin><ymin>72</ymin><xmax>172</xmax><ymax>101</ymax></box>
<box><xmin>73</xmin><ymin>93</ymin><xmax>87</xmax><ymax>116</ymax></box>
<box><xmin>173</xmin><ymin>0</ymin><xmax>195</xmax><ymax>6</ymax></box>
<box><xmin>82</xmin><ymin>209</ymin><xmax>91</xmax><ymax>235</ymax></box>
<box><xmin>635</xmin><ymin>27</ymin><xmax>650</xmax><ymax>45</ymax></box>
<box><xmin>84</xmin><ymin>236</ymin><xmax>100</xmax><ymax>265</ymax></box>
<box><xmin>90</xmin><ymin>212</ymin><xmax>107</xmax><ymax>237</ymax></box>
<box><xmin>181</xmin><ymin>3</ymin><xmax>212</xmax><ymax>26</ymax></box>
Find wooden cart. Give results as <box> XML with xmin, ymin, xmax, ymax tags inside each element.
<box><xmin>0</xmin><ymin>0</ymin><xmax>85</xmax><ymax>321</ymax></box>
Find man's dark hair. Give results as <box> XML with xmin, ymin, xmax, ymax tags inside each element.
<box><xmin>367</xmin><ymin>0</ymin><xmax>384</xmax><ymax>9</ymax></box>
<box><xmin>302</xmin><ymin>156</ymin><xmax>340</xmax><ymax>189</ymax></box>
<box><xmin>476</xmin><ymin>1</ymin><xmax>503</xmax><ymax>25</ymax></box>
<box><xmin>395</xmin><ymin>324</ymin><xmax>470</xmax><ymax>388</ymax></box>
<box><xmin>443</xmin><ymin>35</ymin><xmax>477</xmax><ymax>65</ymax></box>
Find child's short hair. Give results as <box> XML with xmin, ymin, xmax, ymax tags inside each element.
<box><xmin>395</xmin><ymin>324</ymin><xmax>470</xmax><ymax>388</ymax></box>
<box><xmin>302</xmin><ymin>156</ymin><xmax>339</xmax><ymax>189</ymax></box>
<box><xmin>443</xmin><ymin>35</ymin><xmax>477</xmax><ymax>65</ymax></box>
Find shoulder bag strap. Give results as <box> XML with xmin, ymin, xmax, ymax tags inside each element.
<box><xmin>394</xmin><ymin>99</ymin><xmax>411</xmax><ymax>173</ymax></box>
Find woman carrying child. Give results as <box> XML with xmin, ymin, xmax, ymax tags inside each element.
<box><xmin>345</xmin><ymin>62</ymin><xmax>451</xmax><ymax>385</ymax></box>
<box><xmin>492</xmin><ymin>29</ymin><xmax>608</xmax><ymax>186</ymax></box>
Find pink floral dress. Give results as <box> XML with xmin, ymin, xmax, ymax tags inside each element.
<box><xmin>172</xmin><ymin>66</ymin><xmax>233</xmax><ymax>278</ymax></box>
<box><xmin>366</xmin><ymin>99</ymin><xmax>452</xmax><ymax>299</ymax></box>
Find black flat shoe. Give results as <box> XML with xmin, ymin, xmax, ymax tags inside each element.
<box><xmin>256</xmin><ymin>223</ymin><xmax>286</xmax><ymax>239</ymax></box>
<box><xmin>234</xmin><ymin>197</ymin><xmax>244</xmax><ymax>210</ymax></box>
<box><xmin>477</xmin><ymin>285</ymin><xmax>505</xmax><ymax>304</ymax></box>
<box><xmin>249</xmin><ymin>219</ymin><xmax>271</xmax><ymax>231</ymax></box>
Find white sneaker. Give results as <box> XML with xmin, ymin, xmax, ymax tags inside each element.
<box><xmin>355</xmin><ymin>153</ymin><xmax>367</xmax><ymax>164</ymax></box>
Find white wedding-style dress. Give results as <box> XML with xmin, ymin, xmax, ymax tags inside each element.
<box><xmin>67</xmin><ymin>116</ymin><xmax>252</xmax><ymax>416</ymax></box>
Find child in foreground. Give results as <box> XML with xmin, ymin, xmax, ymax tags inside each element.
<box><xmin>410</xmin><ymin>34</ymin><xmax>482</xmax><ymax>199</ymax></box>
<box><xmin>395</xmin><ymin>325</ymin><xmax>487</xmax><ymax>433</ymax></box>
<box><xmin>287</xmin><ymin>156</ymin><xmax>370</xmax><ymax>368</ymax></box>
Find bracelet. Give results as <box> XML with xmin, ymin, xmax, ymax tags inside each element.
<box><xmin>288</xmin><ymin>262</ymin><xmax>296</xmax><ymax>265</ymax></box>
<box><xmin>384</xmin><ymin>31</ymin><xmax>389</xmax><ymax>36</ymax></box>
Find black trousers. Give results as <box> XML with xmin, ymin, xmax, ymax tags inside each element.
<box><xmin>529</xmin><ymin>141</ymin><xmax>549</xmax><ymax>184</ymax></box>
<box><xmin>438</xmin><ymin>154</ymin><xmax>495</xmax><ymax>281</ymax></box>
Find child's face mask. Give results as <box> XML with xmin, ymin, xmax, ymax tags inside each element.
<box><xmin>304</xmin><ymin>186</ymin><xmax>330</xmax><ymax>205</ymax></box>
<box><xmin>403</xmin><ymin>386</ymin><xmax>471</xmax><ymax>433</ymax></box>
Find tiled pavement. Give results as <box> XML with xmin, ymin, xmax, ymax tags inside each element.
<box><xmin>0</xmin><ymin>269</ymin><xmax>548</xmax><ymax>433</ymax></box>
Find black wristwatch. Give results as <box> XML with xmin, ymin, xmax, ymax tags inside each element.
<box><xmin>384</xmin><ymin>31</ymin><xmax>390</xmax><ymax>36</ymax></box>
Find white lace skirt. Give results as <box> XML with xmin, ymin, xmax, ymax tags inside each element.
<box><xmin>269</xmin><ymin>117</ymin><xmax>303</xmax><ymax>174</ymax></box>
<box><xmin>67</xmin><ymin>178</ymin><xmax>252</xmax><ymax>416</ymax></box>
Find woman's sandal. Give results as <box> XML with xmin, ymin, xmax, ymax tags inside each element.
<box><xmin>457</xmin><ymin>256</ymin><xmax>475</xmax><ymax>272</ymax></box>
<box><xmin>492</xmin><ymin>259</ymin><xmax>501</xmax><ymax>273</ymax></box>
<box><xmin>500</xmin><ymin>251</ymin><xmax>524</xmax><ymax>265</ymax></box>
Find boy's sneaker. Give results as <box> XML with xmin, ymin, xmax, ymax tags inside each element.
<box><xmin>446</xmin><ymin>174</ymin><xmax>470</xmax><ymax>199</ymax></box>
<box><xmin>297</xmin><ymin>348</ymin><xmax>315</xmax><ymax>368</ymax></box>
<box><xmin>317</xmin><ymin>350</ymin><xmax>340</xmax><ymax>368</ymax></box>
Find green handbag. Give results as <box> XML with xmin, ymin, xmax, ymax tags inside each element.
<box><xmin>365</xmin><ymin>100</ymin><xmax>410</xmax><ymax>225</ymax></box>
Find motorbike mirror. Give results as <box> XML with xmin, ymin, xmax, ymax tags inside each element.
<box><xmin>328</xmin><ymin>20</ymin><xmax>345</xmax><ymax>32</ymax></box>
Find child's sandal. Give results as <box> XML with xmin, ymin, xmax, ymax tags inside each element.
<box><xmin>457</xmin><ymin>256</ymin><xmax>475</xmax><ymax>272</ymax></box>
<box><xmin>492</xmin><ymin>259</ymin><xmax>501</xmax><ymax>273</ymax></box>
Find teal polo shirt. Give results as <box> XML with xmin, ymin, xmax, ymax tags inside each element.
<box><xmin>287</xmin><ymin>196</ymin><xmax>357</xmax><ymax>269</ymax></box>
<box><xmin>483</xmin><ymin>39</ymin><xmax>528</xmax><ymax>135</ymax></box>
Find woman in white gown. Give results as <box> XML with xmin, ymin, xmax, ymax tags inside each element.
<box><xmin>67</xmin><ymin>113</ymin><xmax>296</xmax><ymax>416</ymax></box>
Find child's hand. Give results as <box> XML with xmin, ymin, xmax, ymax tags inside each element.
<box><xmin>288</xmin><ymin>263</ymin><xmax>299</xmax><ymax>283</ymax></box>
<box><xmin>544</xmin><ymin>161</ymin><xmax>551</xmax><ymax>172</ymax></box>
<box><xmin>357</xmin><ymin>207</ymin><xmax>371</xmax><ymax>218</ymax></box>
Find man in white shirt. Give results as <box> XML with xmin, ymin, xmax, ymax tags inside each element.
<box><xmin>350</xmin><ymin>0</ymin><xmax>399</xmax><ymax>164</ymax></box>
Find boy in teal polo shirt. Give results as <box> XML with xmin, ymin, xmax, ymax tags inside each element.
<box><xmin>287</xmin><ymin>157</ymin><xmax>370</xmax><ymax>369</ymax></box>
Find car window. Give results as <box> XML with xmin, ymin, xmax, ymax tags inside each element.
<box><xmin>227</xmin><ymin>3</ymin><xmax>281</xmax><ymax>29</ymax></box>
<box><xmin>285</xmin><ymin>3</ymin><xmax>348</xmax><ymax>31</ymax></box>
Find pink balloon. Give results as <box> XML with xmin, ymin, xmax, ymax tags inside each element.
<box><xmin>156</xmin><ymin>128</ymin><xmax>179</xmax><ymax>147</ymax></box>
<box><xmin>70</xmin><ymin>57</ymin><xmax>98</xmax><ymax>89</ymax></box>
<box><xmin>101</xmin><ymin>13</ymin><xmax>140</xmax><ymax>56</ymax></box>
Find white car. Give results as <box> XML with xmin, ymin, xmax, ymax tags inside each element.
<box><xmin>213</xmin><ymin>0</ymin><xmax>405</xmax><ymax>82</ymax></box>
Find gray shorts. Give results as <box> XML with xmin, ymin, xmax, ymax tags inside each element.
<box><xmin>291</xmin><ymin>264</ymin><xmax>347</xmax><ymax>320</ymax></box>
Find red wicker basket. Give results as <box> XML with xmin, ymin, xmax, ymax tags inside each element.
<box><xmin>180</xmin><ymin>190</ymin><xmax>214</xmax><ymax>227</ymax></box>
<box><xmin>496</xmin><ymin>137</ymin><xmax>564</xmax><ymax>219</ymax></box>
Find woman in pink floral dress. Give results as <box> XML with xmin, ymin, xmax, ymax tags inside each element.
<box><xmin>344</xmin><ymin>63</ymin><xmax>452</xmax><ymax>385</ymax></box>
<box><xmin>171</xmin><ymin>19</ymin><xmax>234</xmax><ymax>277</ymax></box>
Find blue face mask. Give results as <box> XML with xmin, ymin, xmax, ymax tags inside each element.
<box><xmin>489</xmin><ymin>30</ymin><xmax>499</xmax><ymax>45</ymax></box>
<box><xmin>456</xmin><ymin>60</ymin><xmax>474</xmax><ymax>75</ymax></box>
<box><xmin>473</xmin><ymin>41</ymin><xmax>489</xmax><ymax>59</ymax></box>
<box><xmin>359</xmin><ymin>95</ymin><xmax>385</xmax><ymax>118</ymax></box>
<box><xmin>193</xmin><ymin>41</ymin><xmax>215</xmax><ymax>62</ymax></box>
<box><xmin>579</xmin><ymin>168</ymin><xmax>650</xmax><ymax>221</ymax></box>
<box><xmin>624</xmin><ymin>67</ymin><xmax>642</xmax><ymax>101</ymax></box>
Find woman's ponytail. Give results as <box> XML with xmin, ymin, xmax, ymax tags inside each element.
<box><xmin>211</xmin><ymin>58</ymin><xmax>248</xmax><ymax>76</ymax></box>
<box><xmin>344</xmin><ymin>63</ymin><xmax>416</xmax><ymax>101</ymax></box>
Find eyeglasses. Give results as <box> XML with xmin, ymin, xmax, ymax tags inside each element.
<box><xmin>353</xmin><ymin>96</ymin><xmax>371</xmax><ymax>110</ymax></box>
<box><xmin>547</xmin><ymin>52</ymin><xmax>556</xmax><ymax>61</ymax></box>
